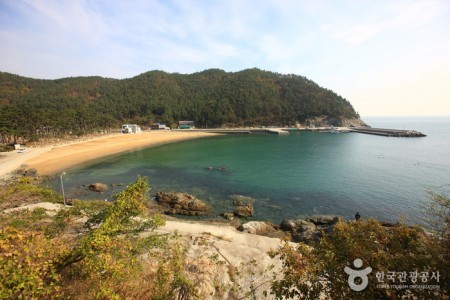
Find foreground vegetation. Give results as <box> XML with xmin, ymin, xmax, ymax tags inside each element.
<box><xmin>0</xmin><ymin>177</ymin><xmax>448</xmax><ymax>299</ymax></box>
<box><xmin>0</xmin><ymin>69</ymin><xmax>360</xmax><ymax>143</ymax></box>
<box><xmin>0</xmin><ymin>177</ymin><xmax>196</xmax><ymax>299</ymax></box>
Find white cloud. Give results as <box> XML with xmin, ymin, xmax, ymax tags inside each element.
<box><xmin>325</xmin><ymin>0</ymin><xmax>449</xmax><ymax>45</ymax></box>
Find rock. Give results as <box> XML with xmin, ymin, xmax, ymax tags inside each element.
<box><xmin>155</xmin><ymin>192</ymin><xmax>210</xmax><ymax>216</ymax></box>
<box><xmin>24</xmin><ymin>168</ymin><xmax>38</xmax><ymax>177</ymax></box>
<box><xmin>233</xmin><ymin>204</ymin><xmax>253</xmax><ymax>217</ymax></box>
<box><xmin>296</xmin><ymin>220</ymin><xmax>316</xmax><ymax>232</ymax></box>
<box><xmin>239</xmin><ymin>221</ymin><xmax>276</xmax><ymax>235</ymax></box>
<box><xmin>293</xmin><ymin>220</ymin><xmax>318</xmax><ymax>243</ymax></box>
<box><xmin>88</xmin><ymin>183</ymin><xmax>108</xmax><ymax>192</ymax></box>
<box><xmin>304</xmin><ymin>116</ymin><xmax>367</xmax><ymax>128</ymax></box>
<box><xmin>238</xmin><ymin>221</ymin><xmax>289</xmax><ymax>239</ymax></box>
<box><xmin>306</xmin><ymin>215</ymin><xmax>342</xmax><ymax>226</ymax></box>
<box><xmin>279</xmin><ymin>217</ymin><xmax>343</xmax><ymax>244</ymax></box>
<box><xmin>280</xmin><ymin>219</ymin><xmax>297</xmax><ymax>231</ymax></box>
<box><xmin>381</xmin><ymin>222</ymin><xmax>399</xmax><ymax>227</ymax></box>
<box><xmin>230</xmin><ymin>194</ymin><xmax>255</xmax><ymax>206</ymax></box>
<box><xmin>3</xmin><ymin>202</ymin><xmax>64</xmax><ymax>217</ymax></box>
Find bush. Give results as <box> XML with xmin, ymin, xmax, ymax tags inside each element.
<box><xmin>0</xmin><ymin>227</ymin><xmax>68</xmax><ymax>299</ymax></box>
<box><xmin>270</xmin><ymin>218</ymin><xmax>448</xmax><ymax>299</ymax></box>
<box><xmin>56</xmin><ymin>177</ymin><xmax>168</xmax><ymax>298</ymax></box>
<box><xmin>0</xmin><ymin>177</ymin><xmax>61</xmax><ymax>210</ymax></box>
<box><xmin>1</xmin><ymin>177</ymin><xmax>172</xmax><ymax>299</ymax></box>
<box><xmin>0</xmin><ymin>144</ymin><xmax>14</xmax><ymax>152</ymax></box>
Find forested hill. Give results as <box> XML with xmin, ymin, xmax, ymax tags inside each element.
<box><xmin>0</xmin><ymin>68</ymin><xmax>362</xmax><ymax>142</ymax></box>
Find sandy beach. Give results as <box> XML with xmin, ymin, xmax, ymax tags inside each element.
<box><xmin>0</xmin><ymin>131</ymin><xmax>218</xmax><ymax>178</ymax></box>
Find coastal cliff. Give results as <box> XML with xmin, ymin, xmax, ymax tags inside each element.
<box><xmin>302</xmin><ymin>116</ymin><xmax>367</xmax><ymax>127</ymax></box>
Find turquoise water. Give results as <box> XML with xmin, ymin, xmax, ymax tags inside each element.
<box><xmin>51</xmin><ymin>117</ymin><xmax>450</xmax><ymax>224</ymax></box>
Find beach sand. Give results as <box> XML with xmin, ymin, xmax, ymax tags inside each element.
<box><xmin>0</xmin><ymin>131</ymin><xmax>218</xmax><ymax>178</ymax></box>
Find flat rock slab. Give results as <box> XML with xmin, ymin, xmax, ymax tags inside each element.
<box><xmin>3</xmin><ymin>202</ymin><xmax>64</xmax><ymax>216</ymax></box>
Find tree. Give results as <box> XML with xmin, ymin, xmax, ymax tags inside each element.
<box><xmin>1</xmin><ymin>69</ymin><xmax>361</xmax><ymax>142</ymax></box>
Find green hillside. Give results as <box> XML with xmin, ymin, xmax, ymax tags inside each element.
<box><xmin>0</xmin><ymin>68</ymin><xmax>361</xmax><ymax>143</ymax></box>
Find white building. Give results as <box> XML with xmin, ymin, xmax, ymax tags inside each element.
<box><xmin>121</xmin><ymin>124</ymin><xmax>141</xmax><ymax>134</ymax></box>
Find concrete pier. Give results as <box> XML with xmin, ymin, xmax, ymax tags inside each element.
<box><xmin>350</xmin><ymin>127</ymin><xmax>426</xmax><ymax>137</ymax></box>
<box><xmin>172</xmin><ymin>128</ymin><xmax>290</xmax><ymax>134</ymax></box>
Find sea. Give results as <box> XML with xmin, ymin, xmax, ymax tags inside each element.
<box><xmin>49</xmin><ymin>116</ymin><xmax>450</xmax><ymax>225</ymax></box>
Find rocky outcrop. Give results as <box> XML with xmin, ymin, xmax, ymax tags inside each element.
<box><xmin>229</xmin><ymin>195</ymin><xmax>255</xmax><ymax>218</ymax></box>
<box><xmin>304</xmin><ymin>116</ymin><xmax>367</xmax><ymax>128</ymax></box>
<box><xmin>280</xmin><ymin>215</ymin><xmax>343</xmax><ymax>244</ymax></box>
<box><xmin>239</xmin><ymin>221</ymin><xmax>276</xmax><ymax>235</ymax></box>
<box><xmin>233</xmin><ymin>204</ymin><xmax>254</xmax><ymax>217</ymax></box>
<box><xmin>306</xmin><ymin>215</ymin><xmax>342</xmax><ymax>226</ymax></box>
<box><xmin>155</xmin><ymin>192</ymin><xmax>210</xmax><ymax>216</ymax></box>
<box><xmin>229</xmin><ymin>194</ymin><xmax>256</xmax><ymax>206</ymax></box>
<box><xmin>88</xmin><ymin>183</ymin><xmax>108</xmax><ymax>192</ymax></box>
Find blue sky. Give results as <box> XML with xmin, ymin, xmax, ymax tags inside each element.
<box><xmin>1</xmin><ymin>0</ymin><xmax>449</xmax><ymax>116</ymax></box>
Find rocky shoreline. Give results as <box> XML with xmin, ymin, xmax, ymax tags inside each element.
<box><xmin>27</xmin><ymin>178</ymin><xmax>404</xmax><ymax>245</ymax></box>
<box><xmin>141</xmin><ymin>190</ymin><xmax>403</xmax><ymax>245</ymax></box>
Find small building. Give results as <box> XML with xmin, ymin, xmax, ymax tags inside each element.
<box><xmin>150</xmin><ymin>123</ymin><xmax>168</xmax><ymax>130</ymax></box>
<box><xmin>178</xmin><ymin>121</ymin><xmax>195</xmax><ymax>129</ymax></box>
<box><xmin>122</xmin><ymin>124</ymin><xmax>141</xmax><ymax>134</ymax></box>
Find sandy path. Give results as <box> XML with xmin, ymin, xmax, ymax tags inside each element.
<box><xmin>0</xmin><ymin>131</ymin><xmax>218</xmax><ymax>178</ymax></box>
<box><xmin>0</xmin><ymin>147</ymin><xmax>52</xmax><ymax>180</ymax></box>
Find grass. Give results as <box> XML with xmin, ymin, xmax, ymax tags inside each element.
<box><xmin>0</xmin><ymin>177</ymin><xmax>62</xmax><ymax>210</ymax></box>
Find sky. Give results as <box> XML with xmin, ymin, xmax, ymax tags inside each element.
<box><xmin>0</xmin><ymin>0</ymin><xmax>449</xmax><ymax>116</ymax></box>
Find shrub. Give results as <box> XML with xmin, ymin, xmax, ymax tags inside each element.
<box><xmin>57</xmin><ymin>177</ymin><xmax>167</xmax><ymax>298</ymax></box>
<box><xmin>270</xmin><ymin>218</ymin><xmax>448</xmax><ymax>299</ymax></box>
<box><xmin>0</xmin><ymin>177</ymin><xmax>61</xmax><ymax>210</ymax></box>
<box><xmin>0</xmin><ymin>227</ymin><xmax>68</xmax><ymax>299</ymax></box>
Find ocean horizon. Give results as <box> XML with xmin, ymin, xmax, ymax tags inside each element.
<box><xmin>50</xmin><ymin>116</ymin><xmax>450</xmax><ymax>225</ymax></box>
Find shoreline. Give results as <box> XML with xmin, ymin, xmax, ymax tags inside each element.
<box><xmin>0</xmin><ymin>131</ymin><xmax>219</xmax><ymax>179</ymax></box>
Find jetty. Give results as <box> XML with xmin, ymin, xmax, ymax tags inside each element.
<box><xmin>350</xmin><ymin>127</ymin><xmax>426</xmax><ymax>137</ymax></box>
<box><xmin>266</xmin><ymin>128</ymin><xmax>289</xmax><ymax>135</ymax></box>
<box><xmin>174</xmin><ymin>129</ymin><xmax>252</xmax><ymax>134</ymax></box>
<box><xmin>172</xmin><ymin>128</ymin><xmax>290</xmax><ymax>135</ymax></box>
<box><xmin>172</xmin><ymin>127</ymin><xmax>425</xmax><ymax>137</ymax></box>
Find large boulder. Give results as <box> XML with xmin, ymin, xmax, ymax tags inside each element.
<box><xmin>88</xmin><ymin>183</ymin><xmax>108</xmax><ymax>192</ymax></box>
<box><xmin>294</xmin><ymin>220</ymin><xmax>318</xmax><ymax>243</ymax></box>
<box><xmin>239</xmin><ymin>221</ymin><xmax>276</xmax><ymax>235</ymax></box>
<box><xmin>306</xmin><ymin>215</ymin><xmax>342</xmax><ymax>226</ymax></box>
<box><xmin>238</xmin><ymin>221</ymin><xmax>287</xmax><ymax>239</ymax></box>
<box><xmin>233</xmin><ymin>204</ymin><xmax>254</xmax><ymax>217</ymax></box>
<box><xmin>229</xmin><ymin>194</ymin><xmax>256</xmax><ymax>206</ymax></box>
<box><xmin>155</xmin><ymin>192</ymin><xmax>210</xmax><ymax>216</ymax></box>
<box><xmin>280</xmin><ymin>215</ymin><xmax>343</xmax><ymax>244</ymax></box>
<box><xmin>280</xmin><ymin>219</ymin><xmax>297</xmax><ymax>231</ymax></box>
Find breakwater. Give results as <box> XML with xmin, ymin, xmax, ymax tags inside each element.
<box><xmin>172</xmin><ymin>128</ymin><xmax>290</xmax><ymax>135</ymax></box>
<box><xmin>172</xmin><ymin>127</ymin><xmax>426</xmax><ymax>137</ymax></box>
<box><xmin>350</xmin><ymin>127</ymin><xmax>426</xmax><ymax>137</ymax></box>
